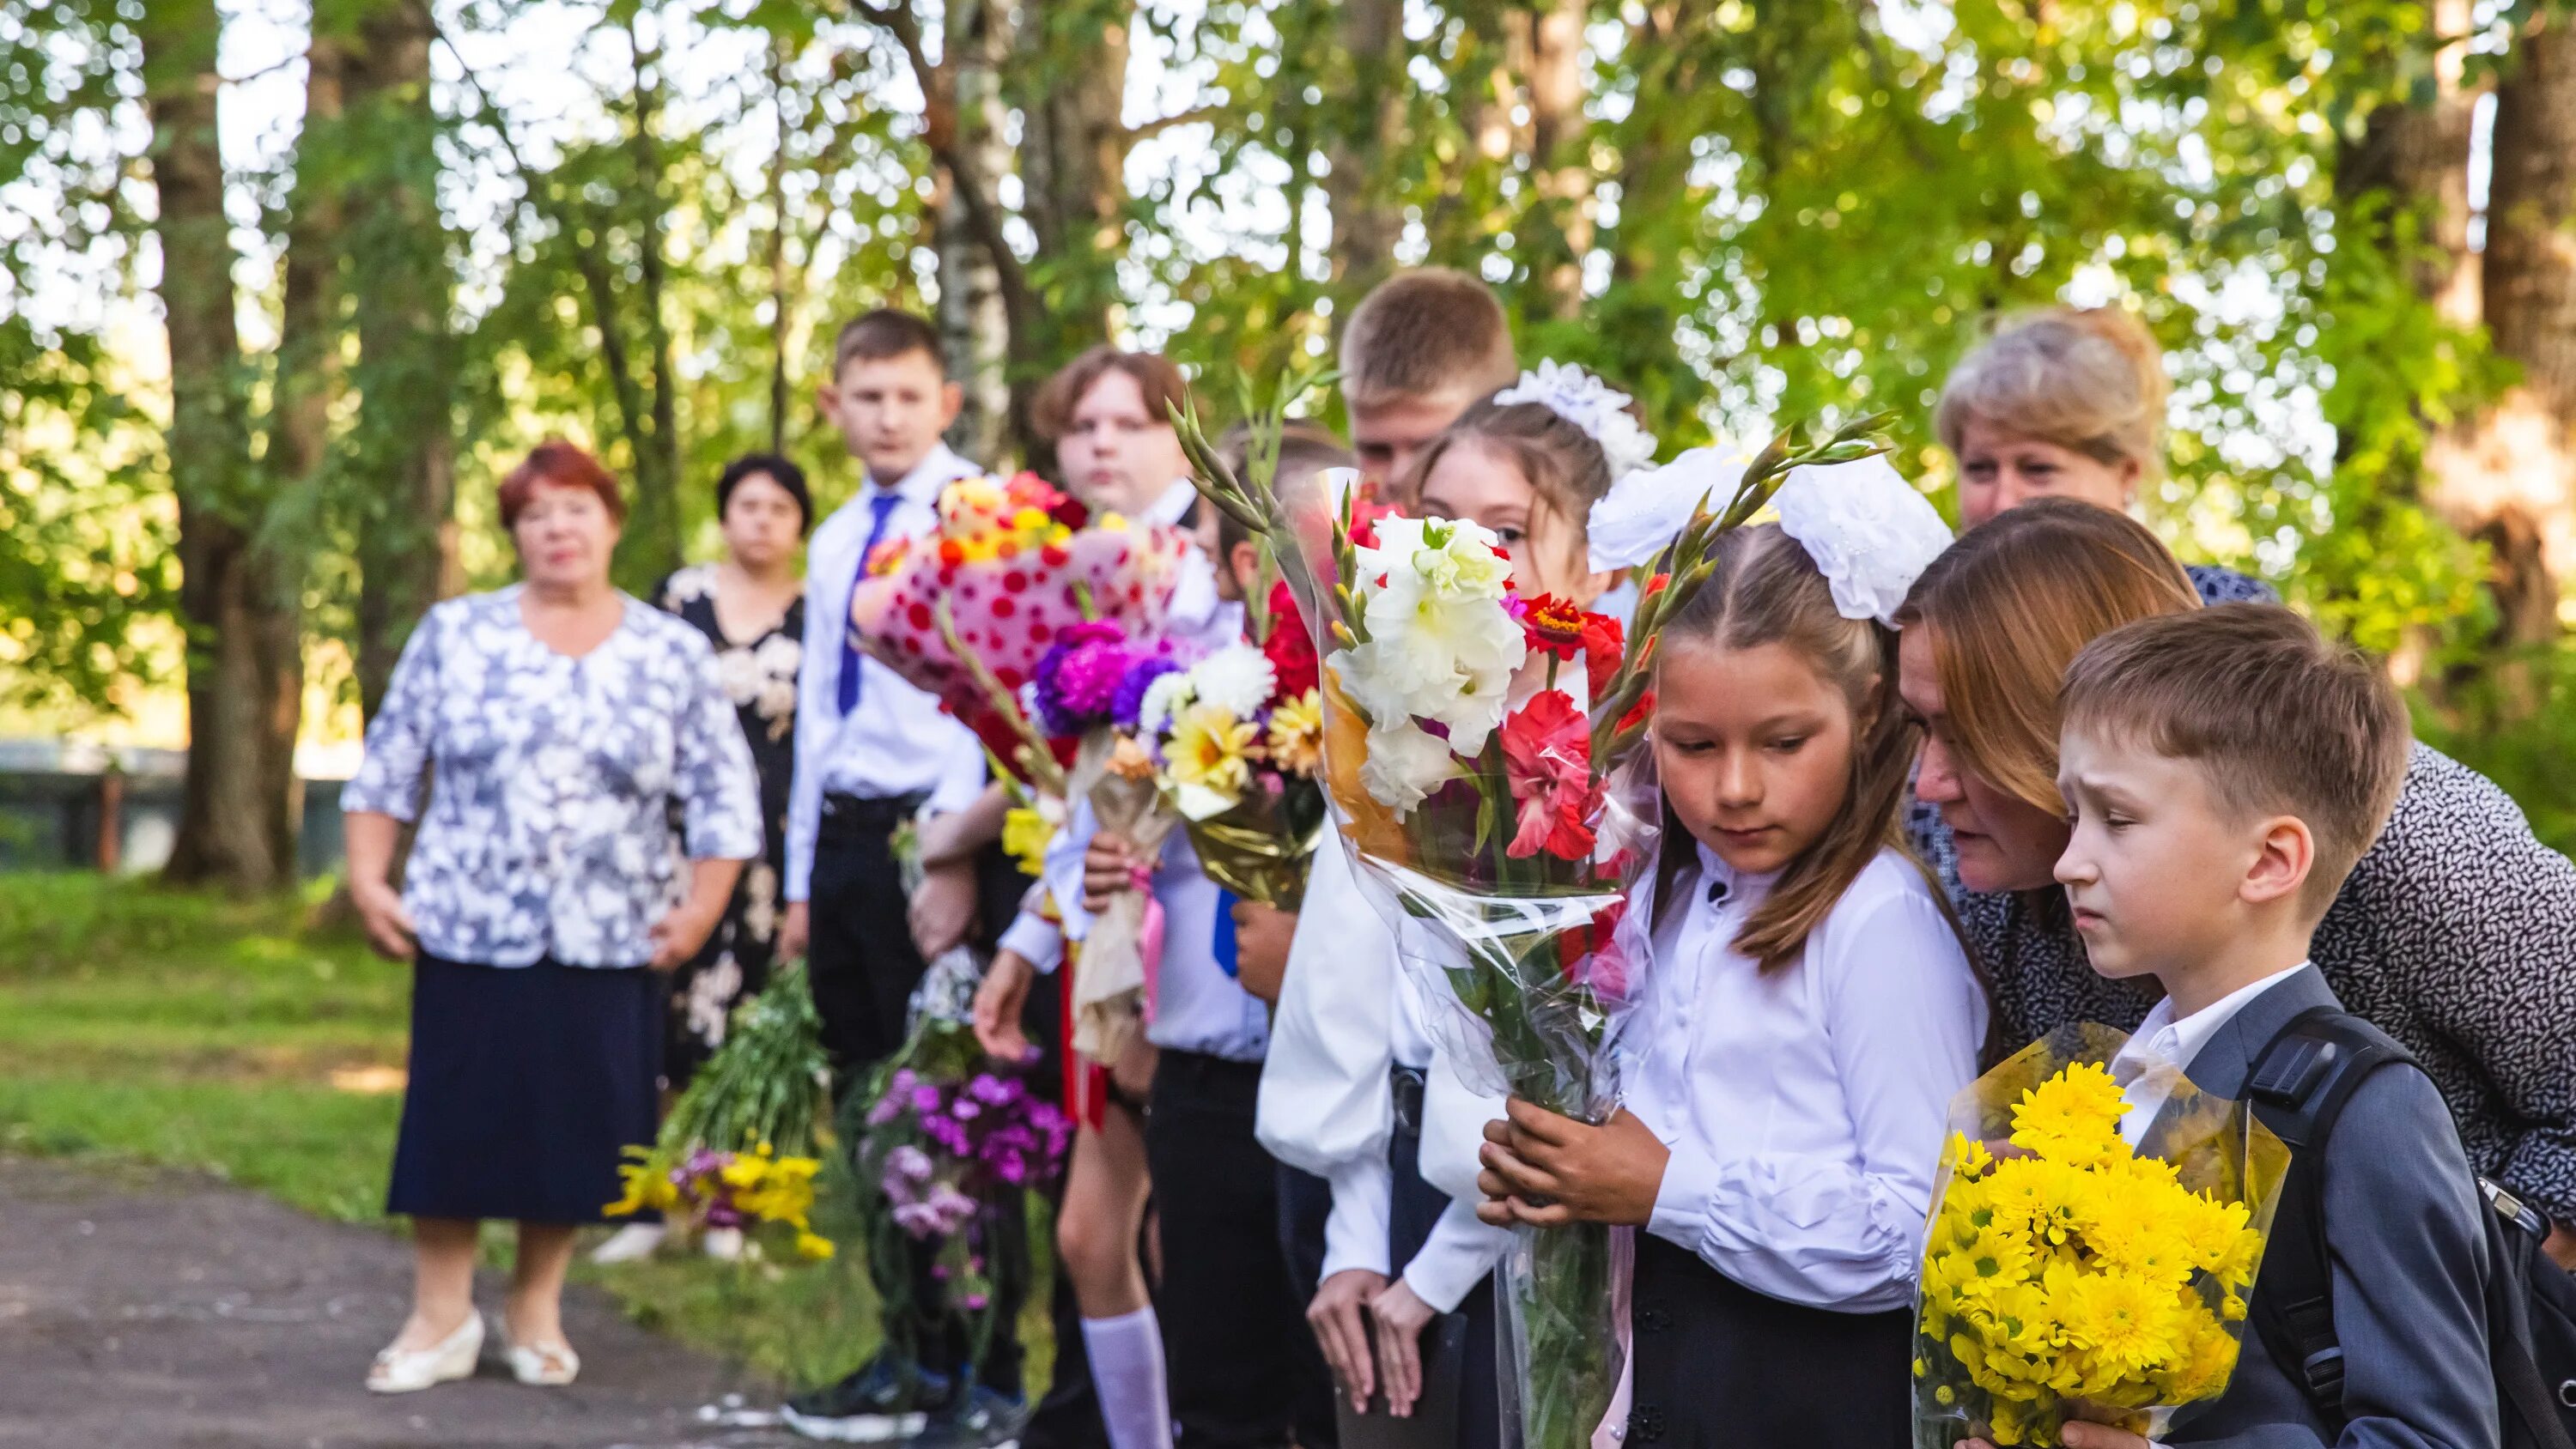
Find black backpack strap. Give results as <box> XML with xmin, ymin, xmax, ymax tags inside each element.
<box><xmin>2480</xmin><ymin>1179</ymin><xmax>2576</xmax><ymax>1449</ymax></box>
<box><xmin>2245</xmin><ymin>1004</ymin><xmax>2418</xmax><ymax>1423</ymax></box>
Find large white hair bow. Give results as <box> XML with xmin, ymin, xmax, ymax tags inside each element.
<box><xmin>1495</xmin><ymin>361</ymin><xmax>1658</xmax><ymax>484</ymax></box>
<box><xmin>1585</xmin><ymin>444</ymin><xmax>1950</xmax><ymax>626</ymax></box>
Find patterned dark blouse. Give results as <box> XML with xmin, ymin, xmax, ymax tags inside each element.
<box><xmin>653</xmin><ymin>564</ymin><xmax>805</xmax><ymax>1077</ymax></box>
<box><xmin>1905</xmin><ymin>564</ymin><xmax>2576</xmax><ymax>1219</ymax></box>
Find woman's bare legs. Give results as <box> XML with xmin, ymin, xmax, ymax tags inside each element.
<box><xmin>390</xmin><ymin>1217</ymin><xmax>480</xmax><ymax>1350</ymax></box>
<box><xmin>506</xmin><ymin>1222</ymin><xmax>580</xmax><ymax>1349</ymax></box>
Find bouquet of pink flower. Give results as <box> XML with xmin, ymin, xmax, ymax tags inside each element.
<box><xmin>1184</xmin><ymin>399</ymin><xmax>1892</xmax><ymax>1449</ymax></box>
<box><xmin>851</xmin><ymin>471</ymin><xmax>1193</xmax><ymax>768</ymax></box>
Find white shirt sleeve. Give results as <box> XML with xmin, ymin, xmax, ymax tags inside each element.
<box><xmin>783</xmin><ymin>514</ymin><xmax>849</xmax><ymax>903</ymax></box>
<box><xmin>1320</xmin><ymin>1154</ymin><xmax>1395</xmax><ymax>1281</ymax></box>
<box><xmin>922</xmin><ymin>732</ymin><xmax>991</xmax><ymax>817</ymax></box>
<box><xmin>1417</xmin><ymin>1038</ymin><xmax>1507</xmax><ymax>1204</ymax></box>
<box><xmin>1255</xmin><ymin>830</ymin><xmax>1398</xmax><ymax>1176</ymax></box>
<box><xmin>1400</xmin><ymin>1198</ymin><xmax>1513</xmax><ymax>1314</ymax></box>
<box><xmin>1644</xmin><ymin>887</ymin><xmax>1984</xmax><ymax>1313</ymax></box>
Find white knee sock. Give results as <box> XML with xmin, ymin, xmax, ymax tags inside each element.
<box><xmin>1080</xmin><ymin>1307</ymin><xmax>1172</xmax><ymax>1449</ymax></box>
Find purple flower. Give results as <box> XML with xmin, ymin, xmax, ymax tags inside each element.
<box><xmin>963</xmin><ymin>1293</ymin><xmax>990</xmax><ymax>1312</ymax></box>
<box><xmin>950</xmin><ymin>1097</ymin><xmax>982</xmax><ymax>1121</ymax></box>
<box><xmin>910</xmin><ymin>1084</ymin><xmax>944</xmax><ymax>1115</ymax></box>
<box><xmin>887</xmin><ymin>1145</ymin><xmax>934</xmax><ymax>1181</ymax></box>
<box><xmin>1110</xmin><ymin>657</ymin><xmax>1181</xmax><ymax>729</ymax></box>
<box><xmin>893</xmin><ymin>1201</ymin><xmax>945</xmax><ymax>1237</ymax></box>
<box><xmin>1033</xmin><ymin>621</ymin><xmax>1137</xmax><ymax>736</ymax></box>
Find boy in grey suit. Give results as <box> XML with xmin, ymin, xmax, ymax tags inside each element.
<box><xmin>2031</xmin><ymin>603</ymin><xmax>2496</xmax><ymax>1449</ymax></box>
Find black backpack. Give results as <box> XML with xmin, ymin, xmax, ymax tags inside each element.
<box><xmin>2245</xmin><ymin>1006</ymin><xmax>2576</xmax><ymax>1449</ymax></box>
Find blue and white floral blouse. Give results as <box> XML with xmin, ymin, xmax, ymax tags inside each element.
<box><xmin>343</xmin><ymin>585</ymin><xmax>763</xmax><ymax>968</ymax></box>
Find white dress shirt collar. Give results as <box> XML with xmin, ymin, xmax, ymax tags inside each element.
<box><xmin>2110</xmin><ymin>964</ymin><xmax>2307</xmax><ymax>1143</ymax></box>
<box><xmin>867</xmin><ymin>442</ymin><xmax>974</xmax><ymax>506</ymax></box>
<box><xmin>1145</xmin><ymin>477</ymin><xmax>1200</xmax><ymax>527</ymax></box>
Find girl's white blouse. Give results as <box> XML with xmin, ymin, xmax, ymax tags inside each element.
<box><xmin>1625</xmin><ymin>843</ymin><xmax>1985</xmax><ymax>1313</ymax></box>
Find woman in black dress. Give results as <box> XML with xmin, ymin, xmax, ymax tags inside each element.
<box><xmin>653</xmin><ymin>454</ymin><xmax>812</xmax><ymax>1087</ymax></box>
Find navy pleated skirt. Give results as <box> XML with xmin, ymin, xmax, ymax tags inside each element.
<box><xmin>386</xmin><ymin>954</ymin><xmax>662</xmax><ymax>1224</ymax></box>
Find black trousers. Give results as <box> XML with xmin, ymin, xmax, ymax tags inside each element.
<box><xmin>1625</xmin><ymin>1232</ymin><xmax>1911</xmax><ymax>1449</ymax></box>
<box><xmin>1147</xmin><ymin>1050</ymin><xmax>1338</xmax><ymax>1449</ymax></box>
<box><xmin>1388</xmin><ymin>1094</ymin><xmax>1499</xmax><ymax>1449</ymax></box>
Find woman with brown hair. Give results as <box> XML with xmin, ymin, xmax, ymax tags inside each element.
<box><xmin>1896</xmin><ymin>497</ymin><xmax>2576</xmax><ymax>1262</ymax></box>
<box><xmin>343</xmin><ymin>440</ymin><xmax>761</xmax><ymax>1390</ymax></box>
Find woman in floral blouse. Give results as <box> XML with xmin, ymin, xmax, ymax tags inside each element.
<box><xmin>651</xmin><ymin>454</ymin><xmax>810</xmax><ymax>1086</ymax></box>
<box><xmin>343</xmin><ymin>440</ymin><xmax>760</xmax><ymax>1393</ymax></box>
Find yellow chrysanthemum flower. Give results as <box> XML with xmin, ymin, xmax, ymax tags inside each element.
<box><xmin>2008</xmin><ymin>1060</ymin><xmax>2132</xmax><ymax>1167</ymax></box>
<box><xmin>1265</xmin><ymin>689</ymin><xmax>1324</xmax><ymax>776</ymax></box>
<box><xmin>1948</xmin><ymin>1131</ymin><xmax>1997</xmax><ymax>1179</ymax></box>
<box><xmin>2051</xmin><ymin>1269</ymin><xmax>2181</xmax><ymax>1379</ymax></box>
<box><xmin>1167</xmin><ymin>703</ymin><xmax>1258</xmax><ymax>804</ymax></box>
<box><xmin>795</xmin><ymin>1230</ymin><xmax>837</xmax><ymax>1261</ymax></box>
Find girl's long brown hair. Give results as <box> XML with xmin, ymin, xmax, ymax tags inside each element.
<box><xmin>1654</xmin><ymin>525</ymin><xmax>1924</xmax><ymax>972</ymax></box>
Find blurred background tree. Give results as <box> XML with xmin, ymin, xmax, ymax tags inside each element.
<box><xmin>6</xmin><ymin>0</ymin><xmax>2575</xmax><ymax>891</ymax></box>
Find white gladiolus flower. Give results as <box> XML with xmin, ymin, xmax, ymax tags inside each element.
<box><xmin>1357</xmin><ymin>721</ymin><xmax>1461</xmax><ymax>816</ymax></box>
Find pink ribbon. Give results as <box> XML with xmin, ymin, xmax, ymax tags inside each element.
<box><xmin>1133</xmin><ymin>864</ymin><xmax>1166</xmax><ymax>1025</ymax></box>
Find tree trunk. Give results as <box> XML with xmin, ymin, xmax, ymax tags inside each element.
<box><xmin>1524</xmin><ymin>0</ymin><xmax>1593</xmax><ymax>320</ymax></box>
<box><xmin>1324</xmin><ymin>0</ymin><xmax>1406</xmax><ymax>298</ymax></box>
<box><xmin>622</xmin><ymin>21</ymin><xmax>684</xmax><ymax>585</ymax></box>
<box><xmin>1012</xmin><ymin>0</ymin><xmax>1131</xmax><ymax>349</ymax></box>
<box><xmin>345</xmin><ymin>0</ymin><xmax>459</xmax><ymax>717</ymax></box>
<box><xmin>939</xmin><ymin>0</ymin><xmax>1012</xmax><ymax>468</ymax></box>
<box><xmin>766</xmin><ymin>39</ymin><xmax>795</xmax><ymax>457</ymax></box>
<box><xmin>2465</xmin><ymin>19</ymin><xmax>2576</xmax><ymax>654</ymax></box>
<box><xmin>140</xmin><ymin>0</ymin><xmax>302</xmax><ymax>892</ymax></box>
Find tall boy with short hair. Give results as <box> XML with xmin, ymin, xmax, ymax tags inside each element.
<box><xmin>2037</xmin><ymin>603</ymin><xmax>2494</xmax><ymax>1449</ymax></box>
<box><xmin>781</xmin><ymin>310</ymin><xmax>1006</xmax><ymax>1445</ymax></box>
<box><xmin>1337</xmin><ymin>267</ymin><xmax>1517</xmax><ymax>488</ymax></box>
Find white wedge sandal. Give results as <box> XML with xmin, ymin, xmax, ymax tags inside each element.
<box><xmin>367</xmin><ymin>1310</ymin><xmax>484</xmax><ymax>1394</ymax></box>
<box><xmin>501</xmin><ymin>1332</ymin><xmax>581</xmax><ymax>1387</ymax></box>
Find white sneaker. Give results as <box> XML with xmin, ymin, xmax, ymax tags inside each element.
<box><xmin>702</xmin><ymin>1226</ymin><xmax>745</xmax><ymax>1261</ymax></box>
<box><xmin>591</xmin><ymin>1222</ymin><xmax>668</xmax><ymax>1264</ymax></box>
<box><xmin>367</xmin><ymin>1310</ymin><xmax>483</xmax><ymax>1393</ymax></box>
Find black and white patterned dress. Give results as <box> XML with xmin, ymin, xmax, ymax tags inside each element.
<box><xmin>653</xmin><ymin>564</ymin><xmax>805</xmax><ymax>1086</ymax></box>
<box><xmin>1914</xmin><ymin>743</ymin><xmax>2576</xmax><ymax>1223</ymax></box>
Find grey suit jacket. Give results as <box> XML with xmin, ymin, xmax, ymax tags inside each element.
<box><xmin>2167</xmin><ymin>965</ymin><xmax>2498</xmax><ymax>1449</ymax></box>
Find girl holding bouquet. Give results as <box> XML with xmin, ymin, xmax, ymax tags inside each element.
<box><xmin>1473</xmin><ymin>465</ymin><xmax>1987</xmax><ymax>1449</ymax></box>
<box><xmin>1257</xmin><ymin>362</ymin><xmax>1652</xmax><ymax>1446</ymax></box>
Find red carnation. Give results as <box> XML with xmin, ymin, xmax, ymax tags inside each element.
<box><xmin>1500</xmin><ymin>689</ymin><xmax>1601</xmax><ymax>863</ymax></box>
<box><xmin>1261</xmin><ymin>581</ymin><xmax>1321</xmax><ymax>698</ymax></box>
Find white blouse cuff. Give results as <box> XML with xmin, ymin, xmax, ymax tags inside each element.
<box><xmin>999</xmin><ymin>909</ymin><xmax>1064</xmax><ymax>973</ymax></box>
<box><xmin>1320</xmin><ymin>1155</ymin><xmax>1396</xmax><ymax>1281</ymax></box>
<box><xmin>1400</xmin><ymin>1198</ymin><xmax>1511</xmax><ymax>1313</ymax></box>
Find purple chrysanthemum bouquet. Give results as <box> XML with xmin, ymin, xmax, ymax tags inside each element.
<box><xmin>846</xmin><ymin>1024</ymin><xmax>1073</xmax><ymax>1404</ymax></box>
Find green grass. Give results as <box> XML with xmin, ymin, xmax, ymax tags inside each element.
<box><xmin>0</xmin><ymin>872</ymin><xmax>1053</xmax><ymax>1390</ymax></box>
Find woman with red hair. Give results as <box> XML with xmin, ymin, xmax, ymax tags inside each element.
<box><xmin>342</xmin><ymin>440</ymin><xmax>761</xmax><ymax>1392</ymax></box>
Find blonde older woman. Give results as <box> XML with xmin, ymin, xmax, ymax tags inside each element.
<box><xmin>343</xmin><ymin>440</ymin><xmax>760</xmax><ymax>1392</ymax></box>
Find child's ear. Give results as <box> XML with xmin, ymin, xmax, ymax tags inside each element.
<box><xmin>2240</xmin><ymin>815</ymin><xmax>2314</xmax><ymax>908</ymax></box>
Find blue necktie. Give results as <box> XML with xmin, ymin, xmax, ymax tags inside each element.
<box><xmin>1212</xmin><ymin>888</ymin><xmax>1240</xmax><ymax>979</ymax></box>
<box><xmin>838</xmin><ymin>491</ymin><xmax>905</xmax><ymax>716</ymax></box>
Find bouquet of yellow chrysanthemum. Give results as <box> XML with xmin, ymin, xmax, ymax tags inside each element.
<box><xmin>1911</xmin><ymin>1023</ymin><xmax>2292</xmax><ymax>1448</ymax></box>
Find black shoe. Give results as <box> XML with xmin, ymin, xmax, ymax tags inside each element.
<box><xmin>910</xmin><ymin>1385</ymin><xmax>1029</xmax><ymax>1449</ymax></box>
<box><xmin>783</xmin><ymin>1355</ymin><xmax>957</xmax><ymax>1444</ymax></box>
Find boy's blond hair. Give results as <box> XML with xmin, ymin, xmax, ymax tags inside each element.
<box><xmin>2061</xmin><ymin>603</ymin><xmax>2411</xmax><ymax>912</ymax></box>
<box><xmin>1339</xmin><ymin>268</ymin><xmax>1517</xmax><ymax>408</ymax></box>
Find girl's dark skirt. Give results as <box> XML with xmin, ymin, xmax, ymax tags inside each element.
<box><xmin>1625</xmin><ymin>1230</ymin><xmax>1912</xmax><ymax>1449</ymax></box>
<box><xmin>386</xmin><ymin>953</ymin><xmax>662</xmax><ymax>1224</ymax></box>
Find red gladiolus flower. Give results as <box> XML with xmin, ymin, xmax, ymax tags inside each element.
<box><xmin>1560</xmin><ymin>898</ymin><xmax>1631</xmax><ymax>999</ymax></box>
<box><xmin>1580</xmin><ymin>613</ymin><xmax>1624</xmax><ymax>699</ymax></box>
<box><xmin>1046</xmin><ymin>493</ymin><xmax>1091</xmax><ymax>530</ymax></box>
<box><xmin>1642</xmin><ymin>572</ymin><xmax>1671</xmax><ymax>600</ymax></box>
<box><xmin>1500</xmin><ymin>690</ymin><xmax>1599</xmax><ymax>862</ymax></box>
<box><xmin>1614</xmin><ymin>688</ymin><xmax>1655</xmax><ymax>737</ymax></box>
<box><xmin>1348</xmin><ymin>496</ymin><xmax>1400</xmax><ymax>550</ymax></box>
<box><xmin>1520</xmin><ymin>593</ymin><xmax>1586</xmax><ymax>661</ymax></box>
